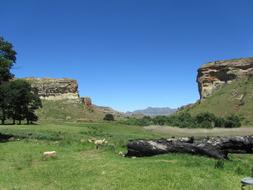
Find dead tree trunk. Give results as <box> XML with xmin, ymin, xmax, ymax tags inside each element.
<box><xmin>126</xmin><ymin>136</ymin><xmax>253</xmax><ymax>159</ymax></box>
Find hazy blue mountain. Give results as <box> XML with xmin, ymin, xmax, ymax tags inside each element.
<box><xmin>126</xmin><ymin>107</ymin><xmax>177</xmax><ymax>116</ymax></box>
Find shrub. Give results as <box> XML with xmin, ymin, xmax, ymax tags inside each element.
<box><xmin>195</xmin><ymin>112</ymin><xmax>216</xmax><ymax>128</ymax></box>
<box><xmin>224</xmin><ymin>115</ymin><xmax>241</xmax><ymax>128</ymax></box>
<box><xmin>214</xmin><ymin>117</ymin><xmax>226</xmax><ymax>128</ymax></box>
<box><xmin>167</xmin><ymin>113</ymin><xmax>196</xmax><ymax>128</ymax></box>
<box><xmin>123</xmin><ymin>117</ymin><xmax>153</xmax><ymax>126</ymax></box>
<box><xmin>153</xmin><ymin>116</ymin><xmax>168</xmax><ymax>126</ymax></box>
<box><xmin>103</xmin><ymin>114</ymin><xmax>114</xmax><ymax>121</ymax></box>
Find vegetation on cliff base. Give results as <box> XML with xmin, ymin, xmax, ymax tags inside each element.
<box><xmin>123</xmin><ymin>112</ymin><xmax>241</xmax><ymax>128</ymax></box>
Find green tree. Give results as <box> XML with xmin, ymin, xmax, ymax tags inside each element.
<box><xmin>0</xmin><ymin>82</ymin><xmax>12</xmax><ymax>124</ymax></box>
<box><xmin>0</xmin><ymin>37</ymin><xmax>17</xmax><ymax>124</ymax></box>
<box><xmin>0</xmin><ymin>37</ymin><xmax>17</xmax><ymax>84</ymax></box>
<box><xmin>153</xmin><ymin>115</ymin><xmax>168</xmax><ymax>125</ymax></box>
<box><xmin>224</xmin><ymin>115</ymin><xmax>241</xmax><ymax>128</ymax></box>
<box><xmin>25</xmin><ymin>88</ymin><xmax>42</xmax><ymax>124</ymax></box>
<box><xmin>0</xmin><ymin>37</ymin><xmax>41</xmax><ymax>125</ymax></box>
<box><xmin>6</xmin><ymin>80</ymin><xmax>42</xmax><ymax>125</ymax></box>
<box><xmin>104</xmin><ymin>113</ymin><xmax>114</xmax><ymax>121</ymax></box>
<box><xmin>195</xmin><ymin>112</ymin><xmax>217</xmax><ymax>128</ymax></box>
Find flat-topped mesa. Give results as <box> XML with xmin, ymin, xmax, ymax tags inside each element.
<box><xmin>197</xmin><ymin>57</ymin><xmax>253</xmax><ymax>100</ymax></box>
<box><xmin>23</xmin><ymin>77</ymin><xmax>79</xmax><ymax>100</ymax></box>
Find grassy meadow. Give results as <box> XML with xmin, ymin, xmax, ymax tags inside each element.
<box><xmin>0</xmin><ymin>122</ymin><xmax>252</xmax><ymax>190</ymax></box>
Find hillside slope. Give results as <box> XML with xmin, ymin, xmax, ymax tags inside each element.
<box><xmin>183</xmin><ymin>76</ymin><xmax>253</xmax><ymax>126</ymax></box>
<box><xmin>23</xmin><ymin>78</ymin><xmax>124</xmax><ymax>122</ymax></box>
<box><xmin>37</xmin><ymin>100</ymin><xmax>124</xmax><ymax>122</ymax></box>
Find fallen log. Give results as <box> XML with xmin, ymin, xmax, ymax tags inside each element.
<box><xmin>126</xmin><ymin>136</ymin><xmax>253</xmax><ymax>159</ymax></box>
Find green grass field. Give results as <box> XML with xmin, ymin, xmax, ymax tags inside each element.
<box><xmin>0</xmin><ymin>122</ymin><xmax>252</xmax><ymax>190</ymax></box>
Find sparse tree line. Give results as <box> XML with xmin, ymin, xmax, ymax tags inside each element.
<box><xmin>124</xmin><ymin>112</ymin><xmax>242</xmax><ymax>128</ymax></box>
<box><xmin>0</xmin><ymin>37</ymin><xmax>41</xmax><ymax>125</ymax></box>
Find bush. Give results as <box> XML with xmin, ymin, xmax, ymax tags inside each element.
<box><xmin>153</xmin><ymin>116</ymin><xmax>168</xmax><ymax>126</ymax></box>
<box><xmin>122</xmin><ymin>116</ymin><xmax>153</xmax><ymax>126</ymax></box>
<box><xmin>166</xmin><ymin>113</ymin><xmax>196</xmax><ymax>128</ymax></box>
<box><xmin>103</xmin><ymin>114</ymin><xmax>114</xmax><ymax>121</ymax></box>
<box><xmin>224</xmin><ymin>115</ymin><xmax>241</xmax><ymax>128</ymax></box>
<box><xmin>195</xmin><ymin>112</ymin><xmax>216</xmax><ymax>128</ymax></box>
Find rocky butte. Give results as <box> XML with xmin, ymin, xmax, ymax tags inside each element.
<box><xmin>23</xmin><ymin>77</ymin><xmax>122</xmax><ymax>118</ymax></box>
<box><xmin>197</xmin><ymin>57</ymin><xmax>253</xmax><ymax>100</ymax></box>
<box><xmin>23</xmin><ymin>77</ymin><xmax>80</xmax><ymax>100</ymax></box>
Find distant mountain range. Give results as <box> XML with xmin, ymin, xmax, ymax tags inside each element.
<box><xmin>126</xmin><ymin>107</ymin><xmax>177</xmax><ymax>116</ymax></box>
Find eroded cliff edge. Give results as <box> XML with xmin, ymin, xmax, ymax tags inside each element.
<box><xmin>24</xmin><ymin>77</ymin><xmax>79</xmax><ymax>100</ymax></box>
<box><xmin>22</xmin><ymin>77</ymin><xmax>123</xmax><ymax>121</ymax></box>
<box><xmin>197</xmin><ymin>57</ymin><xmax>253</xmax><ymax>100</ymax></box>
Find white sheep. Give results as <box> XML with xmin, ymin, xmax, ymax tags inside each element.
<box><xmin>94</xmin><ymin>139</ymin><xmax>107</xmax><ymax>149</ymax></box>
<box><xmin>118</xmin><ymin>151</ymin><xmax>125</xmax><ymax>157</ymax></box>
<box><xmin>43</xmin><ymin>151</ymin><xmax>57</xmax><ymax>159</ymax></box>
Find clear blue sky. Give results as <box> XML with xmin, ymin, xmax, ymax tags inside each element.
<box><xmin>1</xmin><ymin>0</ymin><xmax>253</xmax><ymax>112</ymax></box>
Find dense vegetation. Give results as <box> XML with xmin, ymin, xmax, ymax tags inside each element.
<box><xmin>103</xmin><ymin>113</ymin><xmax>115</xmax><ymax>121</ymax></box>
<box><xmin>0</xmin><ymin>37</ymin><xmax>41</xmax><ymax>124</ymax></box>
<box><xmin>123</xmin><ymin>112</ymin><xmax>242</xmax><ymax>128</ymax></box>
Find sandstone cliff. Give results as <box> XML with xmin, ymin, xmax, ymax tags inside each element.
<box><xmin>24</xmin><ymin>78</ymin><xmax>79</xmax><ymax>100</ymax></box>
<box><xmin>180</xmin><ymin>57</ymin><xmax>253</xmax><ymax>126</ymax></box>
<box><xmin>197</xmin><ymin>57</ymin><xmax>253</xmax><ymax>100</ymax></box>
<box><xmin>23</xmin><ymin>77</ymin><xmax>124</xmax><ymax>121</ymax></box>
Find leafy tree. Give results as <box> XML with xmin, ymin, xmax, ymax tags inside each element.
<box><xmin>0</xmin><ymin>37</ymin><xmax>41</xmax><ymax>125</ymax></box>
<box><xmin>104</xmin><ymin>113</ymin><xmax>114</xmax><ymax>121</ymax></box>
<box><xmin>0</xmin><ymin>37</ymin><xmax>17</xmax><ymax>84</ymax></box>
<box><xmin>7</xmin><ymin>80</ymin><xmax>42</xmax><ymax>124</ymax></box>
<box><xmin>0</xmin><ymin>37</ymin><xmax>17</xmax><ymax>124</ymax></box>
<box><xmin>195</xmin><ymin>112</ymin><xmax>217</xmax><ymax>128</ymax></box>
<box><xmin>0</xmin><ymin>82</ymin><xmax>11</xmax><ymax>124</ymax></box>
<box><xmin>214</xmin><ymin>117</ymin><xmax>226</xmax><ymax>128</ymax></box>
<box><xmin>153</xmin><ymin>115</ymin><xmax>168</xmax><ymax>125</ymax></box>
<box><xmin>0</xmin><ymin>79</ymin><xmax>42</xmax><ymax>125</ymax></box>
<box><xmin>25</xmin><ymin>88</ymin><xmax>42</xmax><ymax>124</ymax></box>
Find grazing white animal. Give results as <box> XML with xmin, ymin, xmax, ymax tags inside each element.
<box><xmin>43</xmin><ymin>151</ymin><xmax>57</xmax><ymax>159</ymax></box>
<box><xmin>94</xmin><ymin>139</ymin><xmax>107</xmax><ymax>149</ymax></box>
<box><xmin>118</xmin><ymin>151</ymin><xmax>125</xmax><ymax>157</ymax></box>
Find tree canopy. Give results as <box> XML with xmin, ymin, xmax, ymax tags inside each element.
<box><xmin>0</xmin><ymin>36</ymin><xmax>41</xmax><ymax>125</ymax></box>
<box><xmin>0</xmin><ymin>37</ymin><xmax>17</xmax><ymax>84</ymax></box>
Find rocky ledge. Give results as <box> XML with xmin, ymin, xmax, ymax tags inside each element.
<box><xmin>197</xmin><ymin>57</ymin><xmax>253</xmax><ymax>100</ymax></box>
<box><xmin>24</xmin><ymin>77</ymin><xmax>79</xmax><ymax>100</ymax></box>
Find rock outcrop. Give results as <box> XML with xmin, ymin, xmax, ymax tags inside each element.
<box><xmin>24</xmin><ymin>78</ymin><xmax>79</xmax><ymax>100</ymax></box>
<box><xmin>197</xmin><ymin>57</ymin><xmax>253</xmax><ymax>100</ymax></box>
<box><xmin>81</xmin><ymin>97</ymin><xmax>92</xmax><ymax>108</ymax></box>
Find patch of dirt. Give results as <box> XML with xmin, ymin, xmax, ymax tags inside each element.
<box><xmin>144</xmin><ymin>125</ymin><xmax>253</xmax><ymax>137</ymax></box>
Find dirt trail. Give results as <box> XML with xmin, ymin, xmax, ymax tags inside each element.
<box><xmin>144</xmin><ymin>125</ymin><xmax>253</xmax><ymax>137</ymax></box>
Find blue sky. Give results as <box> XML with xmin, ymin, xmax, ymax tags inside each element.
<box><xmin>1</xmin><ymin>0</ymin><xmax>253</xmax><ymax>111</ymax></box>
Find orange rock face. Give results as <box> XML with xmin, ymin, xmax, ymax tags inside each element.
<box><xmin>197</xmin><ymin>57</ymin><xmax>253</xmax><ymax>100</ymax></box>
<box><xmin>23</xmin><ymin>78</ymin><xmax>79</xmax><ymax>100</ymax></box>
<box><xmin>81</xmin><ymin>97</ymin><xmax>92</xmax><ymax>108</ymax></box>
